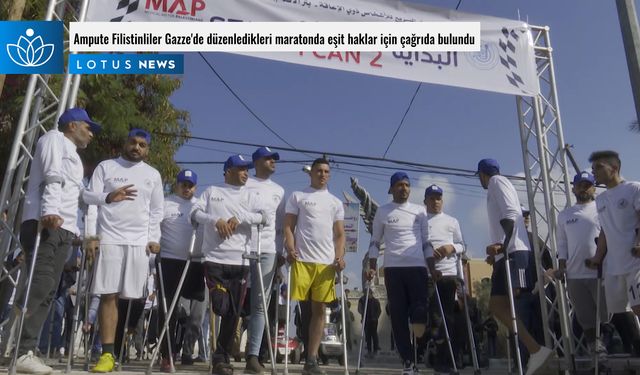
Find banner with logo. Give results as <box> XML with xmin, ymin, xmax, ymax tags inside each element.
<box><xmin>343</xmin><ymin>202</ymin><xmax>360</xmax><ymax>253</ymax></box>
<box><xmin>86</xmin><ymin>0</ymin><xmax>539</xmax><ymax>96</ymax></box>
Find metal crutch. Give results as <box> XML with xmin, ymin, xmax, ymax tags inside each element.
<box><xmin>339</xmin><ymin>270</ymin><xmax>350</xmax><ymax>375</ymax></box>
<box><xmin>501</xmin><ymin>246</ymin><xmax>524</xmax><ymax>375</ymax></box>
<box><xmin>146</xmin><ymin>228</ymin><xmax>197</xmax><ymax>374</ymax></box>
<box><xmin>66</xmin><ymin>245</ymin><xmax>89</xmax><ymax>372</ymax></box>
<box><xmin>117</xmin><ymin>300</ymin><xmax>133</xmax><ymax>370</ymax></box>
<box><xmin>431</xmin><ymin>274</ymin><xmax>459</xmax><ymax>375</ymax></box>
<box><xmin>355</xmin><ymin>283</ymin><xmax>370</xmax><ymax>374</ymax></box>
<box><xmin>284</xmin><ymin>265</ymin><xmax>291</xmax><ymax>375</ymax></box>
<box><xmin>8</xmin><ymin>223</ymin><xmax>43</xmax><ymax>375</ymax></box>
<box><xmin>457</xmin><ymin>255</ymin><xmax>481</xmax><ymax>374</ymax></box>
<box><xmin>141</xmin><ymin>307</ymin><xmax>154</xmax><ymax>360</ymax></box>
<box><xmin>242</xmin><ymin>225</ymin><xmax>277</xmax><ymax>375</ymax></box>
<box><xmin>595</xmin><ymin>263</ymin><xmax>603</xmax><ymax>375</ymax></box>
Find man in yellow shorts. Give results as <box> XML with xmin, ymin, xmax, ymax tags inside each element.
<box><xmin>284</xmin><ymin>158</ymin><xmax>346</xmax><ymax>375</ymax></box>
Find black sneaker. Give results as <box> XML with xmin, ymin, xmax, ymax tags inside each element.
<box><xmin>244</xmin><ymin>355</ymin><xmax>264</xmax><ymax>374</ymax></box>
<box><xmin>302</xmin><ymin>360</ymin><xmax>326</xmax><ymax>375</ymax></box>
<box><xmin>181</xmin><ymin>354</ymin><xmax>194</xmax><ymax>365</ymax></box>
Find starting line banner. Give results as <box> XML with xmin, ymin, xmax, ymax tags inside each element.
<box><xmin>86</xmin><ymin>0</ymin><xmax>540</xmax><ymax>96</ymax></box>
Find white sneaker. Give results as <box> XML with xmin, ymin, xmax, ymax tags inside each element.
<box><xmin>401</xmin><ymin>360</ymin><xmax>415</xmax><ymax>375</ymax></box>
<box><xmin>525</xmin><ymin>346</ymin><xmax>553</xmax><ymax>375</ymax></box>
<box><xmin>16</xmin><ymin>351</ymin><xmax>53</xmax><ymax>374</ymax></box>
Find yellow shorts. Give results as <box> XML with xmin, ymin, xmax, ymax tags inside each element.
<box><xmin>290</xmin><ymin>261</ymin><xmax>336</xmax><ymax>303</ymax></box>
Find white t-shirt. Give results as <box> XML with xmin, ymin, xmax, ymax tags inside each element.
<box><xmin>22</xmin><ymin>129</ymin><xmax>84</xmax><ymax>235</ymax></box>
<box><xmin>246</xmin><ymin>177</ymin><xmax>285</xmax><ymax>254</ymax></box>
<box><xmin>161</xmin><ymin>194</ymin><xmax>196</xmax><ymax>261</ymax></box>
<box><xmin>596</xmin><ymin>181</ymin><xmax>640</xmax><ymax>276</ymax></box>
<box><xmin>426</xmin><ymin>212</ymin><xmax>465</xmax><ymax>276</ymax></box>
<box><xmin>85</xmin><ymin>157</ymin><xmax>164</xmax><ymax>246</ymax></box>
<box><xmin>486</xmin><ymin>175</ymin><xmax>530</xmax><ymax>261</ymax></box>
<box><xmin>285</xmin><ymin>187</ymin><xmax>344</xmax><ymax>265</ymax></box>
<box><xmin>368</xmin><ymin>202</ymin><xmax>428</xmax><ymax>269</ymax></box>
<box><xmin>191</xmin><ymin>184</ymin><xmax>264</xmax><ymax>266</ymax></box>
<box><xmin>556</xmin><ymin>201</ymin><xmax>599</xmax><ymax>279</ymax></box>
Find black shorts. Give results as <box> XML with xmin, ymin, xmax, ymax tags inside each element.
<box><xmin>490</xmin><ymin>251</ymin><xmax>531</xmax><ymax>296</ymax></box>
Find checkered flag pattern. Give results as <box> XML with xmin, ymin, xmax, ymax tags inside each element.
<box><xmin>110</xmin><ymin>0</ymin><xmax>139</xmax><ymax>22</ymax></box>
<box><xmin>499</xmin><ymin>27</ymin><xmax>526</xmax><ymax>89</ymax></box>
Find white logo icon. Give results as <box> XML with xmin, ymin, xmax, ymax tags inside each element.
<box><xmin>6</xmin><ymin>28</ymin><xmax>55</xmax><ymax>67</ymax></box>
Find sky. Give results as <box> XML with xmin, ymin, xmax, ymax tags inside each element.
<box><xmin>169</xmin><ymin>0</ymin><xmax>640</xmax><ymax>289</ymax></box>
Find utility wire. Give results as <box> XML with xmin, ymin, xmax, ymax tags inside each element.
<box><xmin>197</xmin><ymin>52</ymin><xmax>298</xmax><ymax>149</ymax></box>
<box><xmin>456</xmin><ymin>0</ymin><xmax>463</xmax><ymax>10</ymax></box>
<box><xmin>382</xmin><ymin>83</ymin><xmax>422</xmax><ymax>158</ymax></box>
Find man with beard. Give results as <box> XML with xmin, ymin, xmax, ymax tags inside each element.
<box><xmin>553</xmin><ymin>171</ymin><xmax>607</xmax><ymax>365</ymax></box>
<box><xmin>156</xmin><ymin>169</ymin><xmax>205</xmax><ymax>371</ymax></box>
<box><xmin>244</xmin><ymin>147</ymin><xmax>285</xmax><ymax>374</ymax></box>
<box><xmin>191</xmin><ymin>154</ymin><xmax>267</xmax><ymax>375</ymax></box>
<box><xmin>86</xmin><ymin>129</ymin><xmax>164</xmax><ymax>373</ymax></box>
<box><xmin>367</xmin><ymin>172</ymin><xmax>428</xmax><ymax>375</ymax></box>
<box><xmin>586</xmin><ymin>150</ymin><xmax>640</xmax><ymax>355</ymax></box>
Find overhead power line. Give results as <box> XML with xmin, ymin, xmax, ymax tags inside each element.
<box><xmin>382</xmin><ymin>83</ymin><xmax>422</xmax><ymax>158</ymax></box>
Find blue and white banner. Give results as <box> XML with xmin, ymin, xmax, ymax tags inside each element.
<box><xmin>69</xmin><ymin>53</ymin><xmax>184</xmax><ymax>74</ymax></box>
<box><xmin>85</xmin><ymin>0</ymin><xmax>539</xmax><ymax>96</ymax></box>
<box><xmin>0</xmin><ymin>21</ymin><xmax>63</xmax><ymax>74</ymax></box>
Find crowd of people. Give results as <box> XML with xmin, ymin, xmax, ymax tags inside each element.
<box><xmin>1</xmin><ymin>107</ymin><xmax>640</xmax><ymax>375</ymax></box>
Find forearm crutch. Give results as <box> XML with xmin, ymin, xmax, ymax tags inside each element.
<box><xmin>8</xmin><ymin>223</ymin><xmax>43</xmax><ymax>375</ymax></box>
<box><xmin>141</xmin><ymin>307</ymin><xmax>153</xmax><ymax>360</ymax></box>
<box><xmin>595</xmin><ymin>263</ymin><xmax>603</xmax><ymax>375</ymax></box>
<box><xmin>117</xmin><ymin>301</ymin><xmax>133</xmax><ymax>370</ymax></box>
<box><xmin>457</xmin><ymin>255</ymin><xmax>481</xmax><ymax>374</ymax></box>
<box><xmin>242</xmin><ymin>225</ymin><xmax>277</xmax><ymax>374</ymax></box>
<box><xmin>355</xmin><ymin>283</ymin><xmax>370</xmax><ymax>374</ymax></box>
<box><xmin>339</xmin><ymin>270</ymin><xmax>350</xmax><ymax>375</ymax></box>
<box><xmin>146</xmin><ymin>228</ymin><xmax>197</xmax><ymax>374</ymax></box>
<box><xmin>284</xmin><ymin>265</ymin><xmax>291</xmax><ymax>375</ymax></box>
<box><xmin>501</xmin><ymin>249</ymin><xmax>523</xmax><ymax>375</ymax></box>
<box><xmin>65</xmin><ymin>244</ymin><xmax>89</xmax><ymax>372</ymax></box>
<box><xmin>431</xmin><ymin>274</ymin><xmax>459</xmax><ymax>375</ymax></box>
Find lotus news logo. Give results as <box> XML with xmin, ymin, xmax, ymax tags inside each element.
<box><xmin>0</xmin><ymin>21</ymin><xmax>63</xmax><ymax>74</ymax></box>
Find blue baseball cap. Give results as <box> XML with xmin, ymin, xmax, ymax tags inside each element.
<box><xmin>252</xmin><ymin>146</ymin><xmax>280</xmax><ymax>162</ymax></box>
<box><xmin>58</xmin><ymin>108</ymin><xmax>102</xmax><ymax>134</ymax></box>
<box><xmin>572</xmin><ymin>171</ymin><xmax>595</xmax><ymax>185</ymax></box>
<box><xmin>424</xmin><ymin>184</ymin><xmax>444</xmax><ymax>197</ymax></box>
<box><xmin>128</xmin><ymin>128</ymin><xmax>151</xmax><ymax>144</ymax></box>
<box><xmin>389</xmin><ymin>171</ymin><xmax>410</xmax><ymax>192</ymax></box>
<box><xmin>224</xmin><ymin>154</ymin><xmax>253</xmax><ymax>172</ymax></box>
<box><xmin>476</xmin><ymin>158</ymin><xmax>500</xmax><ymax>175</ymax></box>
<box><xmin>177</xmin><ymin>169</ymin><xmax>197</xmax><ymax>185</ymax></box>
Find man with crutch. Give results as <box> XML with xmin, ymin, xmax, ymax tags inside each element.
<box><xmin>153</xmin><ymin>169</ymin><xmax>205</xmax><ymax>372</ymax></box>
<box><xmin>476</xmin><ymin>158</ymin><xmax>552</xmax><ymax>375</ymax></box>
<box><xmin>84</xmin><ymin>129</ymin><xmax>164</xmax><ymax>373</ymax></box>
<box><xmin>423</xmin><ymin>184</ymin><xmax>465</xmax><ymax>373</ymax></box>
<box><xmin>586</xmin><ymin>151</ymin><xmax>640</xmax><ymax>355</ymax></box>
<box><xmin>9</xmin><ymin>108</ymin><xmax>103</xmax><ymax>374</ymax></box>
<box><xmin>549</xmin><ymin>171</ymin><xmax>608</xmax><ymax>368</ymax></box>
<box><xmin>366</xmin><ymin>171</ymin><xmax>429</xmax><ymax>375</ymax></box>
<box><xmin>191</xmin><ymin>154</ymin><xmax>267</xmax><ymax>375</ymax></box>
<box><xmin>244</xmin><ymin>147</ymin><xmax>285</xmax><ymax>374</ymax></box>
<box><xmin>284</xmin><ymin>158</ymin><xmax>346</xmax><ymax>375</ymax></box>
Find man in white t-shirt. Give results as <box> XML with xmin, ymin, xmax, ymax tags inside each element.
<box><xmin>190</xmin><ymin>154</ymin><xmax>266</xmax><ymax>375</ymax></box>
<box><xmin>156</xmin><ymin>169</ymin><xmax>205</xmax><ymax>371</ymax></box>
<box><xmin>284</xmin><ymin>158</ymin><xmax>345</xmax><ymax>375</ymax></box>
<box><xmin>423</xmin><ymin>184</ymin><xmax>465</xmax><ymax>372</ymax></box>
<box><xmin>553</xmin><ymin>171</ymin><xmax>607</xmax><ymax>363</ymax></box>
<box><xmin>367</xmin><ymin>172</ymin><xmax>428</xmax><ymax>375</ymax></box>
<box><xmin>244</xmin><ymin>147</ymin><xmax>285</xmax><ymax>374</ymax></box>
<box><xmin>586</xmin><ymin>150</ymin><xmax>640</xmax><ymax>319</ymax></box>
<box><xmin>477</xmin><ymin>158</ymin><xmax>552</xmax><ymax>375</ymax></box>
<box><xmin>85</xmin><ymin>129</ymin><xmax>164</xmax><ymax>373</ymax></box>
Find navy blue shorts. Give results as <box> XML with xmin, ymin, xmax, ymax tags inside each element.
<box><xmin>490</xmin><ymin>251</ymin><xmax>531</xmax><ymax>296</ymax></box>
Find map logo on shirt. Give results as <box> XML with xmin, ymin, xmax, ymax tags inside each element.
<box><xmin>303</xmin><ymin>201</ymin><xmax>317</xmax><ymax>207</ymax></box>
<box><xmin>617</xmin><ymin>198</ymin><xmax>628</xmax><ymax>209</ymax></box>
<box><xmin>566</xmin><ymin>218</ymin><xmax>578</xmax><ymax>224</ymax></box>
<box><xmin>211</xmin><ymin>197</ymin><xmax>224</xmax><ymax>202</ymax></box>
<box><xmin>113</xmin><ymin>177</ymin><xmax>129</xmax><ymax>183</ymax></box>
<box><xmin>388</xmin><ymin>216</ymin><xmax>399</xmax><ymax>224</ymax></box>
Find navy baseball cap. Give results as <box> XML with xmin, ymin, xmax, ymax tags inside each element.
<box><xmin>177</xmin><ymin>169</ymin><xmax>197</xmax><ymax>185</ymax></box>
<box><xmin>252</xmin><ymin>146</ymin><xmax>280</xmax><ymax>162</ymax></box>
<box><xmin>58</xmin><ymin>108</ymin><xmax>101</xmax><ymax>134</ymax></box>
<box><xmin>572</xmin><ymin>171</ymin><xmax>595</xmax><ymax>185</ymax></box>
<box><xmin>476</xmin><ymin>158</ymin><xmax>500</xmax><ymax>175</ymax></box>
<box><xmin>224</xmin><ymin>154</ymin><xmax>253</xmax><ymax>172</ymax></box>
<box><xmin>424</xmin><ymin>184</ymin><xmax>444</xmax><ymax>197</ymax></box>
<box><xmin>389</xmin><ymin>171</ymin><xmax>410</xmax><ymax>193</ymax></box>
<box><xmin>128</xmin><ymin>128</ymin><xmax>151</xmax><ymax>144</ymax></box>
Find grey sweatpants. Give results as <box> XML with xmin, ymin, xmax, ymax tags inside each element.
<box><xmin>566</xmin><ymin>278</ymin><xmax>608</xmax><ymax>331</ymax></box>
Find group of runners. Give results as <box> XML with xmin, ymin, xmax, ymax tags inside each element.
<box><xmin>4</xmin><ymin>107</ymin><xmax>640</xmax><ymax>375</ymax></box>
